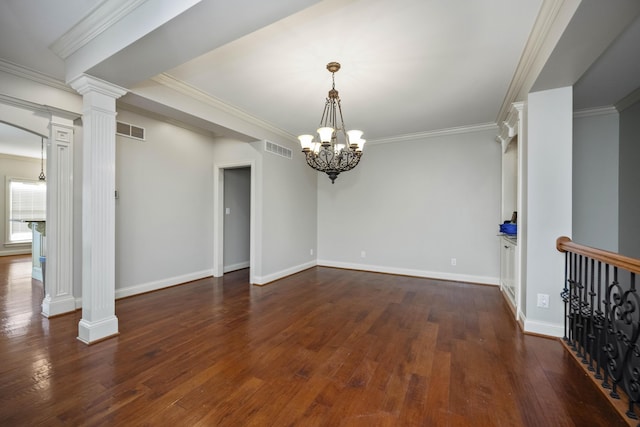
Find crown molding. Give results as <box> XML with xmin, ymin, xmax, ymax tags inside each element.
<box><xmin>0</xmin><ymin>93</ymin><xmax>81</xmax><ymax>122</ymax></box>
<box><xmin>50</xmin><ymin>0</ymin><xmax>148</xmax><ymax>59</ymax></box>
<box><xmin>496</xmin><ymin>102</ymin><xmax>525</xmax><ymax>151</ymax></box>
<box><xmin>615</xmin><ymin>86</ymin><xmax>640</xmax><ymax>113</ymax></box>
<box><xmin>496</xmin><ymin>0</ymin><xmax>578</xmax><ymax>125</ymax></box>
<box><xmin>0</xmin><ymin>59</ymin><xmax>74</xmax><ymax>93</ymax></box>
<box><xmin>367</xmin><ymin>123</ymin><xmax>498</xmax><ymax>146</ymax></box>
<box><xmin>573</xmin><ymin>106</ymin><xmax>618</xmax><ymax>119</ymax></box>
<box><xmin>152</xmin><ymin>73</ymin><xmax>295</xmax><ymax>141</ymax></box>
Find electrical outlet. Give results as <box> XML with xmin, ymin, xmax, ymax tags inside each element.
<box><xmin>537</xmin><ymin>293</ymin><xmax>549</xmax><ymax>308</ymax></box>
<box><xmin>361</xmin><ymin>251</ymin><xmax>366</xmax><ymax>258</ymax></box>
<box><xmin>451</xmin><ymin>258</ymin><xmax>457</xmax><ymax>266</ymax></box>
<box><xmin>310</xmin><ymin>249</ymin><xmax>313</xmax><ymax>256</ymax></box>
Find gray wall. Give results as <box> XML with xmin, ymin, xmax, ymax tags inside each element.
<box><xmin>211</xmin><ymin>137</ymin><xmax>318</xmax><ymax>283</ymax></box>
<box><xmin>223</xmin><ymin>167</ymin><xmax>250</xmax><ymax>272</ymax></box>
<box><xmin>572</xmin><ymin>111</ymin><xmax>619</xmax><ymax>251</ymax></box>
<box><xmin>113</xmin><ymin>109</ymin><xmax>216</xmax><ymax>295</ymax></box>
<box><xmin>260</xmin><ymin>142</ymin><xmax>317</xmax><ymax>281</ymax></box>
<box><xmin>619</xmin><ymin>101</ymin><xmax>640</xmax><ymax>258</ymax></box>
<box><xmin>317</xmin><ymin>127</ymin><xmax>502</xmax><ymax>284</ymax></box>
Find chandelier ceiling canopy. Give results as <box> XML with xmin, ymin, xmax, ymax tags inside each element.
<box><xmin>298</xmin><ymin>62</ymin><xmax>365</xmax><ymax>184</ymax></box>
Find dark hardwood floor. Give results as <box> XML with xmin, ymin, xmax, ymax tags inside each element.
<box><xmin>0</xmin><ymin>254</ymin><xmax>626</xmax><ymax>426</ymax></box>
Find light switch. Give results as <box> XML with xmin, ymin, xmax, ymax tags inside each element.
<box><xmin>225</xmin><ymin>208</ymin><xmax>230</xmax><ymax>215</ymax></box>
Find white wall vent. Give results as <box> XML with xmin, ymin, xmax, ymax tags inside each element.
<box><xmin>116</xmin><ymin>121</ymin><xmax>145</xmax><ymax>141</ymax></box>
<box><xmin>265</xmin><ymin>140</ymin><xmax>292</xmax><ymax>159</ymax></box>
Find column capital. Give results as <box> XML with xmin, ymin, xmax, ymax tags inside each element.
<box><xmin>69</xmin><ymin>74</ymin><xmax>127</xmax><ymax>99</ymax></box>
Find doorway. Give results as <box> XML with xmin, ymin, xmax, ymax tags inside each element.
<box><xmin>0</xmin><ymin>122</ymin><xmax>48</xmax><ymax>306</ymax></box>
<box><xmin>222</xmin><ymin>167</ymin><xmax>251</xmax><ymax>273</ymax></box>
<box><xmin>213</xmin><ymin>161</ymin><xmax>256</xmax><ymax>284</ymax></box>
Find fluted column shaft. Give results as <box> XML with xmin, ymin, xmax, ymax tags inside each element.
<box><xmin>41</xmin><ymin>115</ymin><xmax>76</xmax><ymax>317</ymax></box>
<box><xmin>70</xmin><ymin>75</ymin><xmax>126</xmax><ymax>344</ymax></box>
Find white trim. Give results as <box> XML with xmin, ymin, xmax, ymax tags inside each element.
<box><xmin>0</xmin><ymin>248</ymin><xmax>32</xmax><ymax>256</ymax></box>
<box><xmin>523</xmin><ymin>316</ymin><xmax>564</xmax><ymax>337</ymax></box>
<box><xmin>153</xmin><ymin>73</ymin><xmax>294</xmax><ymax>142</ymax></box>
<box><xmin>0</xmin><ymin>59</ymin><xmax>73</xmax><ymax>93</ymax></box>
<box><xmin>616</xmin><ymin>86</ymin><xmax>640</xmax><ymax>112</ymax></box>
<box><xmin>224</xmin><ymin>261</ymin><xmax>250</xmax><ymax>273</ymax></box>
<box><xmin>573</xmin><ymin>106</ymin><xmax>618</xmax><ymax>119</ymax></box>
<box><xmin>50</xmin><ymin>0</ymin><xmax>149</xmax><ymax>59</ymax></box>
<box><xmin>253</xmin><ymin>261</ymin><xmax>316</xmax><ymax>286</ymax></box>
<box><xmin>495</xmin><ymin>0</ymin><xmax>579</xmax><ymax>123</ymax></box>
<box><xmin>115</xmin><ymin>269</ymin><xmax>213</xmax><ymax>299</ymax></box>
<box><xmin>317</xmin><ymin>259</ymin><xmax>499</xmax><ymax>286</ymax></box>
<box><xmin>367</xmin><ymin>123</ymin><xmax>498</xmax><ymax>146</ymax></box>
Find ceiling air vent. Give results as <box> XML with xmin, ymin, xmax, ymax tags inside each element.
<box><xmin>116</xmin><ymin>121</ymin><xmax>145</xmax><ymax>141</ymax></box>
<box><xmin>265</xmin><ymin>140</ymin><xmax>292</xmax><ymax>159</ymax></box>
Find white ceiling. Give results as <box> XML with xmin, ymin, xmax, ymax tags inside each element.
<box><xmin>1</xmin><ymin>0</ymin><xmax>640</xmax><ymax>157</ymax></box>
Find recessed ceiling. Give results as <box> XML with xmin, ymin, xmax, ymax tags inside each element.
<box><xmin>163</xmin><ymin>0</ymin><xmax>542</xmax><ymax>141</ymax></box>
<box><xmin>1</xmin><ymin>0</ymin><xmax>640</xmax><ymax>145</ymax></box>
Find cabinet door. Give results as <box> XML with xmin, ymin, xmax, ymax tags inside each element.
<box><xmin>500</xmin><ymin>239</ymin><xmax>516</xmax><ymax>305</ymax></box>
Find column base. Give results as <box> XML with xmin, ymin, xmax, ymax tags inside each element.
<box><xmin>77</xmin><ymin>315</ymin><xmax>119</xmax><ymax>344</ymax></box>
<box><xmin>41</xmin><ymin>295</ymin><xmax>76</xmax><ymax>317</ymax></box>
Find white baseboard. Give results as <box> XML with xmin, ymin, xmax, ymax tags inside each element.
<box><xmin>317</xmin><ymin>259</ymin><xmax>499</xmax><ymax>286</ymax></box>
<box><xmin>224</xmin><ymin>261</ymin><xmax>250</xmax><ymax>273</ymax></box>
<box><xmin>252</xmin><ymin>261</ymin><xmax>316</xmax><ymax>285</ymax></box>
<box><xmin>114</xmin><ymin>269</ymin><xmax>214</xmax><ymax>300</ymax></box>
<box><xmin>0</xmin><ymin>248</ymin><xmax>32</xmax><ymax>256</ymax></box>
<box><xmin>523</xmin><ymin>316</ymin><xmax>564</xmax><ymax>337</ymax></box>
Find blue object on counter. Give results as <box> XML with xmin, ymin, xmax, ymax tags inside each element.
<box><xmin>500</xmin><ymin>222</ymin><xmax>517</xmax><ymax>235</ymax></box>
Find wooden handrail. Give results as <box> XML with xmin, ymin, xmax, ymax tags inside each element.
<box><xmin>556</xmin><ymin>236</ymin><xmax>640</xmax><ymax>275</ymax></box>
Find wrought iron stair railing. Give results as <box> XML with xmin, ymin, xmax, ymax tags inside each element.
<box><xmin>557</xmin><ymin>236</ymin><xmax>640</xmax><ymax>424</ymax></box>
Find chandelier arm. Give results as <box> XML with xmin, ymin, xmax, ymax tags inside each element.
<box><xmin>336</xmin><ymin>98</ymin><xmax>347</xmax><ymax>137</ymax></box>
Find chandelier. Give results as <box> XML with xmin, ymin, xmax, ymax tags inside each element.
<box><xmin>298</xmin><ymin>62</ymin><xmax>365</xmax><ymax>183</ymax></box>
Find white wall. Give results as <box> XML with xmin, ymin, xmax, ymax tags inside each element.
<box><xmin>573</xmin><ymin>110</ymin><xmax>619</xmax><ymax>252</ymax></box>
<box><xmin>619</xmin><ymin>100</ymin><xmax>640</xmax><ymax>258</ymax></box>
<box><xmin>114</xmin><ymin>109</ymin><xmax>217</xmax><ymax>297</ymax></box>
<box><xmin>0</xmin><ymin>154</ymin><xmax>41</xmax><ymax>256</ymax></box>
<box><xmin>223</xmin><ymin>167</ymin><xmax>250</xmax><ymax>272</ymax></box>
<box><xmin>524</xmin><ymin>86</ymin><xmax>572</xmax><ymax>337</ymax></box>
<box><xmin>317</xmin><ymin>127</ymin><xmax>502</xmax><ymax>284</ymax></box>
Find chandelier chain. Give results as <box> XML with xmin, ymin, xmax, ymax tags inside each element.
<box><xmin>39</xmin><ymin>137</ymin><xmax>46</xmax><ymax>181</ymax></box>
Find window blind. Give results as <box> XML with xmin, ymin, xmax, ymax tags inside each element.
<box><xmin>8</xmin><ymin>179</ymin><xmax>46</xmax><ymax>243</ymax></box>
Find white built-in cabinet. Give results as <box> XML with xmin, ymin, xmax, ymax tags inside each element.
<box><xmin>497</xmin><ymin>102</ymin><xmax>524</xmax><ymax>321</ymax></box>
<box><xmin>500</xmin><ymin>236</ymin><xmax>517</xmax><ymax>307</ymax></box>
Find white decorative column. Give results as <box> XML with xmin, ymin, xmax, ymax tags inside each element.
<box><xmin>41</xmin><ymin>115</ymin><xmax>76</xmax><ymax>317</ymax></box>
<box><xmin>70</xmin><ymin>75</ymin><xmax>126</xmax><ymax>344</ymax></box>
<box><xmin>524</xmin><ymin>86</ymin><xmax>572</xmax><ymax>337</ymax></box>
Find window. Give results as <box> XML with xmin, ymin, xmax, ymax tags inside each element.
<box><xmin>6</xmin><ymin>178</ymin><xmax>46</xmax><ymax>243</ymax></box>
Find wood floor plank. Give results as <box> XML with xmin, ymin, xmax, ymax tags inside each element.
<box><xmin>0</xmin><ymin>255</ymin><xmax>628</xmax><ymax>426</ymax></box>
